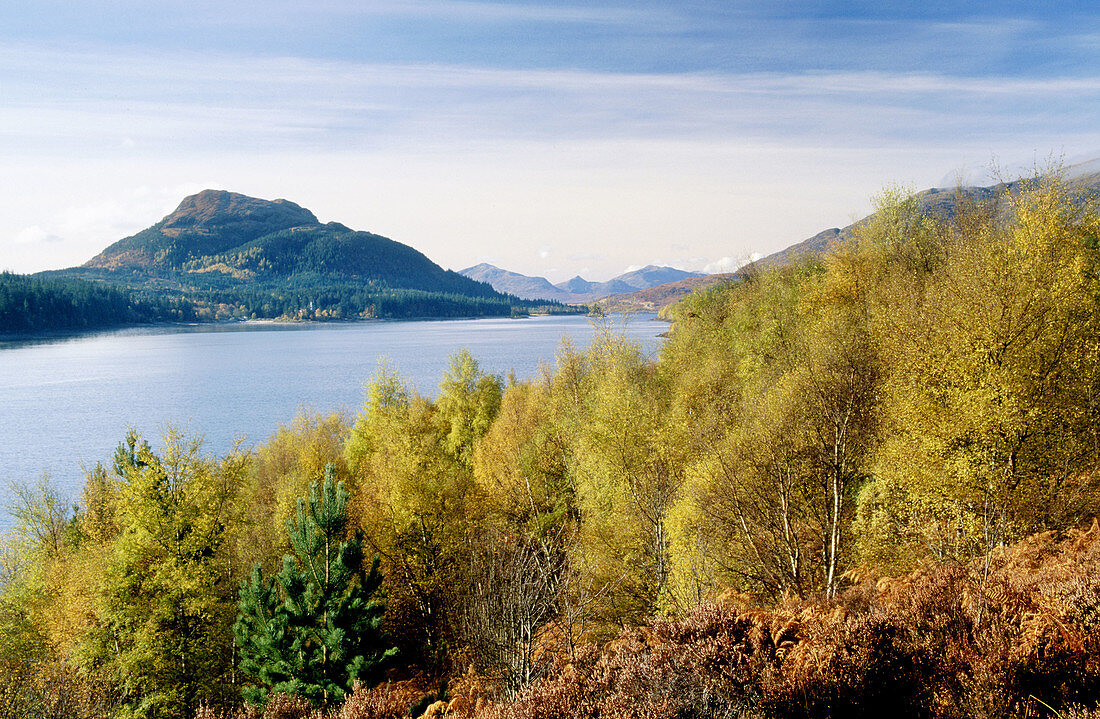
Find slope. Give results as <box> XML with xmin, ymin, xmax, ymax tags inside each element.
<box><xmin>604</xmin><ymin>169</ymin><xmax>1100</xmax><ymax>313</ymax></box>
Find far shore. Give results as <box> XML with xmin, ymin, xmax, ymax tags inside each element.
<box><xmin>0</xmin><ymin>308</ymin><xmax>628</xmax><ymax>345</ymax></box>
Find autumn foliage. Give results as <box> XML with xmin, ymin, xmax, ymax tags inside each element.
<box><xmin>184</xmin><ymin>520</ymin><xmax>1100</xmax><ymax>719</ymax></box>
<box><xmin>485</xmin><ymin>520</ymin><xmax>1100</xmax><ymax>719</ymax></box>
<box><xmin>4</xmin><ymin>174</ymin><xmax>1100</xmax><ymax>718</ymax></box>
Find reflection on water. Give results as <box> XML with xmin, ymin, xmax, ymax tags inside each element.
<box><xmin>0</xmin><ymin>315</ymin><xmax>664</xmax><ymax>525</ymax></box>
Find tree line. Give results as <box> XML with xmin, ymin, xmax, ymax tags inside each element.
<box><xmin>2</xmin><ymin>176</ymin><xmax>1100</xmax><ymax>718</ymax></box>
<box><xmin>0</xmin><ymin>272</ymin><xmax>193</xmax><ymax>333</ymax></box>
<box><xmin>3</xmin><ymin>269</ymin><xmax>579</xmax><ymax>332</ymax></box>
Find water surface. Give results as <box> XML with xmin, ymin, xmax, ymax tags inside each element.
<box><xmin>0</xmin><ymin>315</ymin><xmax>663</xmax><ymax>526</ymax></box>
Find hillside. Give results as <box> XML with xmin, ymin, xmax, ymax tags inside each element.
<box><xmin>756</xmin><ymin>166</ymin><xmax>1100</xmax><ymax>267</ymax></box>
<box><xmin>84</xmin><ymin>190</ymin><xmax>321</xmax><ymax>270</ymax></box>
<box><xmin>48</xmin><ymin>190</ymin><xmax>568</xmax><ymax>322</ymax></box>
<box><xmin>81</xmin><ymin>190</ymin><xmax>493</xmax><ymax>295</ymax></box>
<box><xmin>595</xmin><ymin>272</ymin><xmax>741</xmax><ymax>313</ymax></box>
<box><xmin>602</xmin><ymin>168</ymin><xmax>1100</xmax><ymax>313</ymax></box>
<box><xmin>614</xmin><ymin>264</ymin><xmax>706</xmax><ymax>289</ymax></box>
<box><xmin>0</xmin><ymin>271</ymin><xmax>191</xmax><ymax>334</ymax></box>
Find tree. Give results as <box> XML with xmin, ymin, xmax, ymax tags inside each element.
<box><xmin>569</xmin><ymin>326</ymin><xmax>688</xmax><ymax>620</ymax></box>
<box><xmin>235</xmin><ymin>411</ymin><xmax>353</xmax><ymax>576</ymax></box>
<box><xmin>346</xmin><ymin>359</ymin><xmax>483</xmax><ymax>669</ymax></box>
<box><xmin>859</xmin><ymin>177</ymin><xmax>1100</xmax><ymax>569</ymax></box>
<box><xmin>235</xmin><ymin>465</ymin><xmax>396</xmax><ymax>708</ymax></box>
<box><xmin>87</xmin><ymin>429</ymin><xmax>246</xmax><ymax>719</ymax></box>
<box><xmin>662</xmin><ymin>261</ymin><xmax>878</xmax><ymax>601</ymax></box>
<box><xmin>436</xmin><ymin>349</ymin><xmax>503</xmax><ymax>468</ymax></box>
<box><xmin>473</xmin><ymin>378</ymin><xmax>574</xmax><ymax>540</ymax></box>
<box><xmin>464</xmin><ymin>526</ymin><xmax>572</xmax><ymax>699</ymax></box>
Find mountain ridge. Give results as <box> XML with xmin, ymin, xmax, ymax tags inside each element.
<box><xmin>459</xmin><ymin>263</ymin><xmax>705</xmax><ymax>303</ymax></box>
<box><xmin>597</xmin><ymin>169</ymin><xmax>1100</xmax><ymax>312</ymax></box>
<box><xmin>460</xmin><ymin>263</ymin><xmax>576</xmax><ymax>303</ymax></box>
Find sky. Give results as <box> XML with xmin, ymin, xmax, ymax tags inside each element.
<box><xmin>2</xmin><ymin>1</ymin><xmax>1098</xmax><ymax>282</ymax></box>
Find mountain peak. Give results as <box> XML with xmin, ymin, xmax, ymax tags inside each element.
<box><xmin>615</xmin><ymin>265</ymin><xmax>705</xmax><ymax>289</ymax></box>
<box><xmin>160</xmin><ymin>190</ymin><xmax>318</xmax><ymax>235</ymax></box>
<box><xmin>559</xmin><ymin>276</ymin><xmax>594</xmax><ymax>294</ymax></box>
<box><xmin>461</xmin><ymin>262</ymin><xmax>500</xmax><ymax>274</ymax></box>
<box><xmin>64</xmin><ymin>188</ymin><xmax>523</xmax><ymax>318</ymax></box>
<box><xmin>84</xmin><ymin>190</ymin><xmax>321</xmax><ymax>269</ymax></box>
<box><xmin>460</xmin><ymin>264</ymin><xmax>710</xmax><ymax>304</ymax></box>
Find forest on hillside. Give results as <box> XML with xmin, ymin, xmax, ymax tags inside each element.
<box><xmin>0</xmin><ymin>272</ymin><xmax>194</xmax><ymax>333</ymax></box>
<box><xmin>3</xmin><ymin>177</ymin><xmax>1100</xmax><ymax>719</ymax></box>
<box><xmin>2</xmin><ymin>270</ymin><xmax>573</xmax><ymax>332</ymax></box>
<box><xmin>125</xmin><ymin>275</ymin><xmax>538</xmax><ymax>322</ymax></box>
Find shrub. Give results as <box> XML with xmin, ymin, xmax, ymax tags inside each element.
<box><xmin>483</xmin><ymin>521</ymin><xmax>1100</xmax><ymax>719</ymax></box>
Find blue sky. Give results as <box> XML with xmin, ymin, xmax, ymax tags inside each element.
<box><xmin>2</xmin><ymin>1</ymin><xmax>1098</xmax><ymax>280</ymax></box>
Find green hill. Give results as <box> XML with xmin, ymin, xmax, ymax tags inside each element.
<box><xmin>43</xmin><ymin>189</ymin><xmax>568</xmax><ymax>322</ymax></box>
<box><xmin>84</xmin><ymin>190</ymin><xmax>322</xmax><ymax>270</ymax></box>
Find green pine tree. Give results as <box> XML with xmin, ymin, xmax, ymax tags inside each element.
<box><xmin>235</xmin><ymin>465</ymin><xmax>397</xmax><ymax>707</ymax></box>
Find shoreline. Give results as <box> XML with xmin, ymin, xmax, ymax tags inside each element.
<box><xmin>0</xmin><ymin>308</ymin><xmax>617</xmax><ymax>345</ymax></box>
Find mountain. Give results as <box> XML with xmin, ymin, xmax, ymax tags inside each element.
<box><xmin>51</xmin><ymin>190</ymin><xmax>568</xmax><ymax>322</ymax></box>
<box><xmin>756</xmin><ymin>167</ymin><xmax>1100</xmax><ymax>268</ymax></box>
<box><xmin>459</xmin><ymin>263</ymin><xmax>705</xmax><ymax>304</ymax></box>
<box><xmin>613</xmin><ymin>265</ymin><xmax>705</xmax><ymax>289</ymax></box>
<box><xmin>554</xmin><ymin>275</ymin><xmax>636</xmax><ymax>300</ymax></box>
<box><xmin>598</xmin><ymin>168</ymin><xmax>1100</xmax><ymax>313</ymax></box>
<box><xmin>85</xmin><ymin>190</ymin><xmax>321</xmax><ymax>270</ymax></box>
<box><xmin>82</xmin><ymin>189</ymin><xmax>488</xmax><ymax>294</ymax></box>
<box><xmin>460</xmin><ymin>262</ymin><xmax>575</xmax><ymax>303</ymax></box>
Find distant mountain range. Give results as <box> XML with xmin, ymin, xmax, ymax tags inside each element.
<box><xmin>44</xmin><ymin>190</ymin><xmax>569</xmax><ymax>321</ymax></box>
<box><xmin>595</xmin><ymin>273</ymin><xmax>739</xmax><ymax>314</ymax></box>
<box><xmin>459</xmin><ymin>262</ymin><xmax>705</xmax><ymax>303</ymax></box>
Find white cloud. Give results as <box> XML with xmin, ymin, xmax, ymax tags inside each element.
<box><xmin>147</xmin><ymin>0</ymin><xmax>663</xmax><ymax>28</ymax></box>
<box><xmin>3</xmin><ymin>44</ymin><xmax>1099</xmax><ymax>161</ymax></box>
<box><xmin>703</xmin><ymin>254</ymin><xmax>763</xmax><ymax>274</ymax></box>
<box><xmin>2</xmin><ymin>182</ymin><xmax>221</xmax><ymax>271</ymax></box>
<box><xmin>50</xmin><ymin>184</ymin><xmax>212</xmax><ymax>241</ymax></box>
<box><xmin>703</xmin><ymin>257</ymin><xmax>741</xmax><ymax>274</ymax></box>
<box><xmin>14</xmin><ymin>226</ymin><xmax>62</xmax><ymax>245</ymax></box>
<box><xmin>347</xmin><ymin>0</ymin><xmax>662</xmax><ymax>25</ymax></box>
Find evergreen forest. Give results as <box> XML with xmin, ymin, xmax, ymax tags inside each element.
<box><xmin>0</xmin><ymin>273</ymin><xmax>194</xmax><ymax>333</ymax></box>
<box><xmin>4</xmin><ymin>177</ymin><xmax>1100</xmax><ymax>718</ymax></box>
<box><xmin>1</xmin><ymin>270</ymin><xmax>573</xmax><ymax>333</ymax></box>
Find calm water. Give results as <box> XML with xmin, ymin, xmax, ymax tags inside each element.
<box><xmin>0</xmin><ymin>314</ymin><xmax>664</xmax><ymax>527</ymax></box>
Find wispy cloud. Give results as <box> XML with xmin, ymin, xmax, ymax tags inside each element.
<box><xmin>3</xmin><ymin>44</ymin><xmax>1098</xmax><ymax>160</ymax></box>
<box><xmin>337</xmin><ymin>0</ymin><xmax>660</xmax><ymax>25</ymax></box>
<box><xmin>136</xmin><ymin>0</ymin><xmax>661</xmax><ymax>26</ymax></box>
<box><xmin>703</xmin><ymin>256</ymin><xmax>761</xmax><ymax>274</ymax></box>
<box><xmin>10</xmin><ymin>42</ymin><xmax>1100</xmax><ymax>97</ymax></box>
<box><xmin>14</xmin><ymin>226</ymin><xmax>62</xmax><ymax>245</ymax></box>
<box><xmin>2</xmin><ymin>2</ymin><xmax>1097</xmax><ymax>278</ymax></box>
